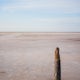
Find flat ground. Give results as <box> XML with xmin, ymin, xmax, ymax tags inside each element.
<box><xmin>0</xmin><ymin>33</ymin><xmax>80</xmax><ymax>80</ymax></box>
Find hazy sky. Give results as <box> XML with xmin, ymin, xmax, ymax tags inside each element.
<box><xmin>0</xmin><ymin>0</ymin><xmax>80</xmax><ymax>32</ymax></box>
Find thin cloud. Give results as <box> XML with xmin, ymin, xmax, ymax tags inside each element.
<box><xmin>0</xmin><ymin>0</ymin><xmax>80</xmax><ymax>32</ymax></box>
<box><xmin>0</xmin><ymin>0</ymin><xmax>80</xmax><ymax>13</ymax></box>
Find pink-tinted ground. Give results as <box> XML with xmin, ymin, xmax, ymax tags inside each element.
<box><xmin>0</xmin><ymin>33</ymin><xmax>80</xmax><ymax>80</ymax></box>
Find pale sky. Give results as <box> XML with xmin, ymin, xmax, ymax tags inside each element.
<box><xmin>0</xmin><ymin>0</ymin><xmax>80</xmax><ymax>32</ymax></box>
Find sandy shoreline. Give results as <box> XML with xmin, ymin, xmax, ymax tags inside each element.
<box><xmin>0</xmin><ymin>33</ymin><xmax>80</xmax><ymax>80</ymax></box>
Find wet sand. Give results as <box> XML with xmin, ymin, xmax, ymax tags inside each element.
<box><xmin>0</xmin><ymin>32</ymin><xmax>80</xmax><ymax>80</ymax></box>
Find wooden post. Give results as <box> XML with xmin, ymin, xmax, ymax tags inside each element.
<box><xmin>54</xmin><ymin>47</ymin><xmax>61</xmax><ymax>80</ymax></box>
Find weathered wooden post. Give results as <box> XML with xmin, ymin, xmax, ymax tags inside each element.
<box><xmin>54</xmin><ymin>47</ymin><xmax>61</xmax><ymax>80</ymax></box>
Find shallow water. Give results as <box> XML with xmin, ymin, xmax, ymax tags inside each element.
<box><xmin>0</xmin><ymin>33</ymin><xmax>80</xmax><ymax>80</ymax></box>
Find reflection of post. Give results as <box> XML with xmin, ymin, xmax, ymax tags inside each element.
<box><xmin>54</xmin><ymin>47</ymin><xmax>61</xmax><ymax>80</ymax></box>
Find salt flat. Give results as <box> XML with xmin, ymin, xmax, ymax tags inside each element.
<box><xmin>0</xmin><ymin>33</ymin><xmax>80</xmax><ymax>80</ymax></box>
